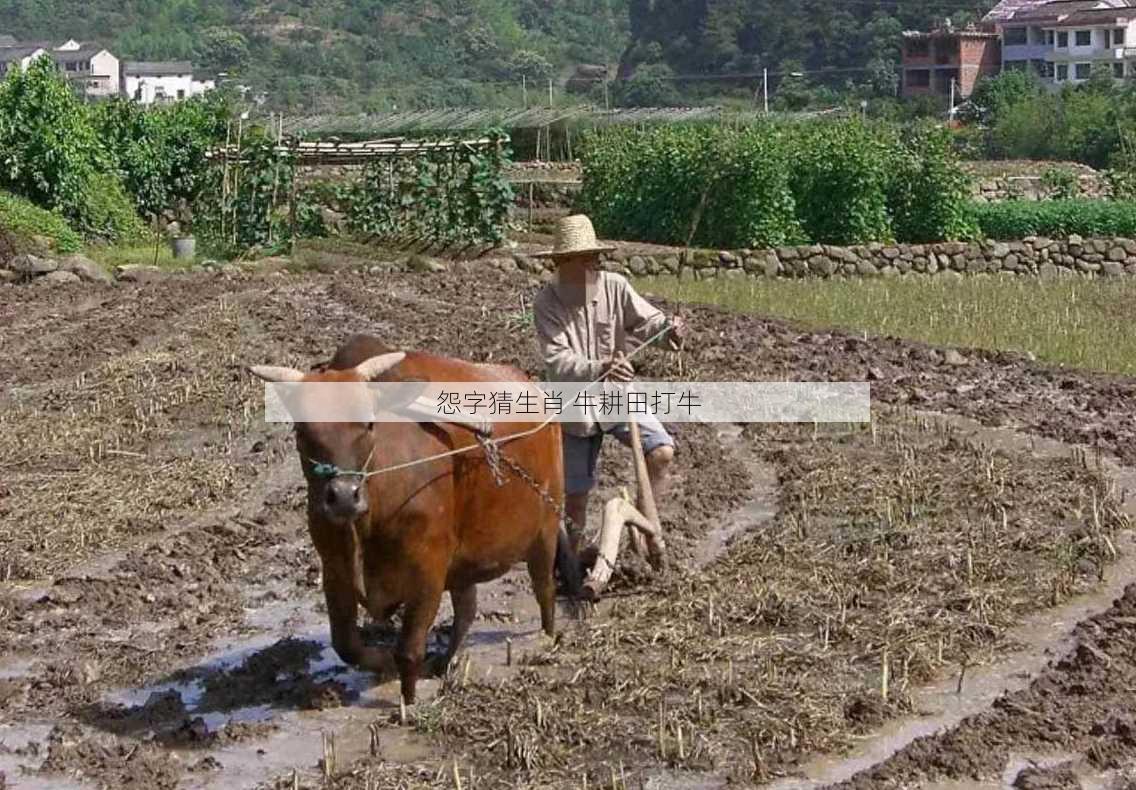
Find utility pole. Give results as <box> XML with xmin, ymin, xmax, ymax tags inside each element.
<box><xmin>763</xmin><ymin>68</ymin><xmax>769</xmax><ymax>113</ymax></box>
<box><xmin>948</xmin><ymin>77</ymin><xmax>956</xmax><ymax>122</ymax></box>
<box><xmin>548</xmin><ymin>78</ymin><xmax>554</xmax><ymax>107</ymax></box>
<box><xmin>522</xmin><ymin>74</ymin><xmax>528</xmax><ymax>108</ymax></box>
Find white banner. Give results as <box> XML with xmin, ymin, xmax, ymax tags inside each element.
<box><xmin>262</xmin><ymin>381</ymin><xmax>871</xmax><ymax>424</ymax></box>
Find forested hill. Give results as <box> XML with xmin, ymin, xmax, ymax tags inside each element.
<box><xmin>623</xmin><ymin>1</ymin><xmax>996</xmax><ymax>90</ymax></box>
<box><xmin>0</xmin><ymin>0</ymin><xmax>995</xmax><ymax>112</ymax></box>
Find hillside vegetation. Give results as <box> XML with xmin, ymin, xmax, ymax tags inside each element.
<box><xmin>0</xmin><ymin>0</ymin><xmax>993</xmax><ymax>112</ymax></box>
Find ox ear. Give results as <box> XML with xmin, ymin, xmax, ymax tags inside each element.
<box><xmin>355</xmin><ymin>352</ymin><xmax>407</xmax><ymax>381</ymax></box>
<box><xmin>249</xmin><ymin>365</ymin><xmax>306</xmax><ymax>383</ymax></box>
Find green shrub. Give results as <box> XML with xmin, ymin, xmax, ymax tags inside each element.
<box><xmin>0</xmin><ymin>58</ymin><xmax>104</xmax><ymax>225</ymax></box>
<box><xmin>972</xmin><ymin>200</ymin><xmax>1136</xmax><ymax>239</ymax></box>
<box><xmin>80</xmin><ymin>173</ymin><xmax>147</xmax><ymax>243</ymax></box>
<box><xmin>0</xmin><ymin>191</ymin><xmax>83</xmax><ymax>253</ymax></box>
<box><xmin>579</xmin><ymin>123</ymin><xmax>802</xmax><ymax>249</ymax></box>
<box><xmin>889</xmin><ymin>123</ymin><xmax>979</xmax><ymax>244</ymax></box>
<box><xmin>788</xmin><ymin>120</ymin><xmax>895</xmax><ymax>245</ymax></box>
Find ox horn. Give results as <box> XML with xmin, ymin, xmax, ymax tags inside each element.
<box><xmin>249</xmin><ymin>365</ymin><xmax>306</xmax><ymax>382</ymax></box>
<box><xmin>355</xmin><ymin>352</ymin><xmax>407</xmax><ymax>380</ymax></box>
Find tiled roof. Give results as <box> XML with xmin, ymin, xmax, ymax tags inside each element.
<box><xmin>984</xmin><ymin>0</ymin><xmax>1055</xmax><ymax>22</ymax></box>
<box><xmin>124</xmin><ymin>61</ymin><xmax>192</xmax><ymax>76</ymax></box>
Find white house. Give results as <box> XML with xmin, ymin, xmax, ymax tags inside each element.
<box><xmin>992</xmin><ymin>0</ymin><xmax>1136</xmax><ymax>84</ymax></box>
<box><xmin>0</xmin><ymin>45</ymin><xmax>47</xmax><ymax>75</ymax></box>
<box><xmin>55</xmin><ymin>47</ymin><xmax>120</xmax><ymax>98</ymax></box>
<box><xmin>123</xmin><ymin>61</ymin><xmax>214</xmax><ymax>104</ymax></box>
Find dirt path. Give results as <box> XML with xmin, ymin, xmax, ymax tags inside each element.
<box><xmin>3</xmin><ymin>267</ymin><xmax>1136</xmax><ymax>789</ymax></box>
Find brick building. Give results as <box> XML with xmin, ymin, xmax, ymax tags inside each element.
<box><xmin>901</xmin><ymin>28</ymin><xmax>1002</xmax><ymax>99</ymax></box>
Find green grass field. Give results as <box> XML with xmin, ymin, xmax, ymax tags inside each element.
<box><xmin>86</xmin><ymin>240</ymin><xmax>194</xmax><ymax>272</ymax></box>
<box><xmin>635</xmin><ymin>275</ymin><xmax>1136</xmax><ymax>376</ymax></box>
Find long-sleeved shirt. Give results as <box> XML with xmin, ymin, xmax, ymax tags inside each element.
<box><xmin>534</xmin><ymin>271</ymin><xmax>670</xmax><ymax>437</ymax></box>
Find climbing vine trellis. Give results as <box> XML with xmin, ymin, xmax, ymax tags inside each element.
<box><xmin>198</xmin><ymin>128</ymin><xmax>514</xmax><ymax>258</ymax></box>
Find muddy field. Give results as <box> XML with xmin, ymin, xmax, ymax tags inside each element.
<box><xmin>3</xmin><ymin>265</ymin><xmax>1136</xmax><ymax>789</ymax></box>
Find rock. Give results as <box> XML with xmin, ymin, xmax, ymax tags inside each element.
<box><xmin>30</xmin><ymin>234</ymin><xmax>55</xmax><ymax>253</ymax></box>
<box><xmin>1109</xmin><ymin>247</ymin><xmax>1127</xmax><ymax>262</ymax></box>
<box><xmin>9</xmin><ymin>254</ymin><xmax>56</xmax><ymax>274</ymax></box>
<box><xmin>1102</xmin><ymin>261</ymin><xmax>1124</xmax><ymax>277</ymax></box>
<box><xmin>0</xmin><ymin>269</ymin><xmax>18</xmax><ymax>283</ymax></box>
<box><xmin>36</xmin><ymin>270</ymin><xmax>81</xmax><ymax>286</ymax></box>
<box><xmin>881</xmin><ymin>247</ymin><xmax>901</xmax><ymax>260</ymax></box>
<box><xmin>943</xmin><ymin>349</ymin><xmax>968</xmax><ymax>366</ymax></box>
<box><xmin>722</xmin><ymin>268</ymin><xmax>746</xmax><ymax>280</ymax></box>
<box><xmin>937</xmin><ymin>270</ymin><xmax>964</xmax><ymax>281</ymax></box>
<box><xmin>319</xmin><ymin>208</ymin><xmax>346</xmax><ymax>234</ymax></box>
<box><xmin>80</xmin><ymin>661</ymin><xmax>102</xmax><ymax>685</ymax></box>
<box><xmin>966</xmin><ymin>258</ymin><xmax>988</xmax><ymax>274</ymax></box>
<box><xmin>513</xmin><ymin>255</ymin><xmax>541</xmax><ymax>274</ymax></box>
<box><xmin>762</xmin><ymin>258</ymin><xmax>780</xmax><ymax>278</ymax></box>
<box><xmin>856</xmin><ymin>260</ymin><xmax>879</xmax><ymax>276</ymax></box>
<box><xmin>59</xmin><ymin>254</ymin><xmax>112</xmax><ymax>284</ymax></box>
<box><xmin>808</xmin><ymin>255</ymin><xmax>837</xmax><ymax>277</ymax></box>
<box><xmin>165</xmin><ymin>221</ymin><xmax>182</xmax><ymax>237</ymax></box>
<box><xmin>991</xmin><ymin>242</ymin><xmax>1010</xmax><ymax>258</ymax></box>
<box><xmin>880</xmin><ymin>265</ymin><xmax>898</xmax><ymax>277</ymax></box>
<box><xmin>1038</xmin><ymin>263</ymin><xmax>1060</xmax><ymax>280</ymax></box>
<box><xmin>117</xmin><ymin>264</ymin><xmax>166</xmax><ymax>283</ymax></box>
<box><xmin>718</xmin><ymin>250</ymin><xmax>738</xmax><ymax>265</ymax></box>
<box><xmin>628</xmin><ymin>255</ymin><xmax>648</xmax><ymax>275</ymax></box>
<box><xmin>661</xmin><ymin>256</ymin><xmax>680</xmax><ymax>274</ymax></box>
<box><xmin>1068</xmin><ymin>233</ymin><xmax>1084</xmax><ymax>246</ymax></box>
<box><xmin>1003</xmin><ymin>254</ymin><xmax>1019</xmax><ymax>270</ymax></box>
<box><xmin>777</xmin><ymin>246</ymin><xmax>799</xmax><ymax>261</ymax></box>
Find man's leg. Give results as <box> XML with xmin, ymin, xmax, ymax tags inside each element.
<box><xmin>562</xmin><ymin>433</ymin><xmax>603</xmax><ymax>553</ymax></box>
<box><xmin>612</xmin><ymin>414</ymin><xmax>676</xmax><ymax>502</ymax></box>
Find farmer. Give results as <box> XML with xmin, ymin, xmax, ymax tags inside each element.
<box><xmin>533</xmin><ymin>214</ymin><xmax>687</xmax><ymax>551</ymax></box>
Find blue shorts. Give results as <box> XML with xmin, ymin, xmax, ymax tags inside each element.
<box><xmin>563</xmin><ymin>416</ymin><xmax>675</xmax><ymax>496</ymax></box>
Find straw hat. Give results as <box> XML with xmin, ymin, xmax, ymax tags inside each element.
<box><xmin>535</xmin><ymin>215</ymin><xmax>617</xmax><ymax>259</ymax></box>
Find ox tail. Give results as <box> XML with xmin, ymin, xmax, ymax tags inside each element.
<box><xmin>555</xmin><ymin>522</ymin><xmax>583</xmax><ymax>600</ymax></box>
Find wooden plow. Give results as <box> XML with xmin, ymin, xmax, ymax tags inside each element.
<box><xmin>581</xmin><ymin>417</ymin><xmax>668</xmax><ymax>601</ymax></box>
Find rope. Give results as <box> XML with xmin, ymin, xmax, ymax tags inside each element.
<box><xmin>311</xmin><ymin>322</ymin><xmax>675</xmax><ymax>480</ymax></box>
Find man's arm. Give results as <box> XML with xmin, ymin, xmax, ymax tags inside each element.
<box><xmin>620</xmin><ymin>277</ymin><xmax>674</xmax><ymax>347</ymax></box>
<box><xmin>534</xmin><ymin>299</ymin><xmax>605</xmax><ymax>382</ymax></box>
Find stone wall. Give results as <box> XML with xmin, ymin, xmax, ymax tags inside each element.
<box><xmin>971</xmin><ymin>174</ymin><xmax>1111</xmax><ymax>203</ymax></box>
<box><xmin>509</xmin><ymin>235</ymin><xmax>1136</xmax><ymax>280</ymax></box>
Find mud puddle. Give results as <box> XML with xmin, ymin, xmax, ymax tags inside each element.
<box><xmin>766</xmin><ymin>413</ymin><xmax>1136</xmax><ymax>790</ymax></box>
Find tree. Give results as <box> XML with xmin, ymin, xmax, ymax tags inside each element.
<box><xmin>508</xmin><ymin>49</ymin><xmax>555</xmax><ymax>81</ymax></box>
<box><xmin>614</xmin><ymin>62</ymin><xmax>681</xmax><ymax>107</ymax></box>
<box><xmin>196</xmin><ymin>27</ymin><xmax>250</xmax><ymax>73</ymax></box>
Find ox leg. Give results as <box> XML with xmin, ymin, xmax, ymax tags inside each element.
<box><xmin>396</xmin><ymin>587</ymin><xmax>444</xmax><ymax>705</ymax></box>
<box><xmin>444</xmin><ymin>585</ymin><xmax>478</xmax><ymax>669</ymax></box>
<box><xmin>323</xmin><ymin>560</ymin><xmax>396</xmax><ymax>677</ymax></box>
<box><xmin>527</xmin><ymin>529</ymin><xmax>558</xmax><ymax>637</ymax></box>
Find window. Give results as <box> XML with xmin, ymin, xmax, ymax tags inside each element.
<box><xmin>1075</xmin><ymin>62</ymin><xmax>1092</xmax><ymax>79</ymax></box>
<box><xmin>1106</xmin><ymin>29</ymin><xmax>1112</xmax><ymax>47</ymax></box>
<box><xmin>1036</xmin><ymin>60</ymin><xmax>1055</xmax><ymax>78</ymax></box>
<box><xmin>177</xmin><ymin>89</ymin><xmax>185</xmax><ymax>99</ymax></box>
<box><xmin>1046</xmin><ymin>30</ymin><xmax>1056</xmax><ymax>45</ymax></box>
<box><xmin>1058</xmin><ymin>31</ymin><xmax>1069</xmax><ymax>47</ymax></box>
<box><xmin>1075</xmin><ymin>30</ymin><xmax>1092</xmax><ymax>46</ymax></box>
<box><xmin>1004</xmin><ymin>27</ymin><xmax>1028</xmax><ymax>45</ymax></box>
<box><xmin>1115</xmin><ymin>62</ymin><xmax>1125</xmax><ymax>77</ymax></box>
<box><xmin>1057</xmin><ymin>63</ymin><xmax>1069</xmax><ymax>80</ymax></box>
<box><xmin>905</xmin><ymin>38</ymin><xmax>930</xmax><ymax>57</ymax></box>
<box><xmin>906</xmin><ymin>69</ymin><xmax>930</xmax><ymax>87</ymax></box>
<box><xmin>1117</xmin><ymin>28</ymin><xmax>1127</xmax><ymax>45</ymax></box>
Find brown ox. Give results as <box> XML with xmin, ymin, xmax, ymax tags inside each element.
<box><xmin>252</xmin><ymin>335</ymin><xmax>578</xmax><ymax>703</ymax></box>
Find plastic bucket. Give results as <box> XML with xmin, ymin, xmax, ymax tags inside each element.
<box><xmin>170</xmin><ymin>236</ymin><xmax>196</xmax><ymax>260</ymax></box>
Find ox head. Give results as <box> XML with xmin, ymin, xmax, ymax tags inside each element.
<box><xmin>249</xmin><ymin>352</ymin><xmax>406</xmax><ymax>526</ymax></box>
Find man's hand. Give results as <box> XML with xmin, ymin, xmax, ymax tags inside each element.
<box><xmin>603</xmin><ymin>354</ymin><xmax>635</xmax><ymax>383</ymax></box>
<box><xmin>666</xmin><ymin>315</ymin><xmax>687</xmax><ymax>351</ymax></box>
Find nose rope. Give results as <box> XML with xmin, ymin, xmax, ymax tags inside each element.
<box><xmin>301</xmin><ymin>322</ymin><xmax>675</xmax><ymax>480</ymax></box>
